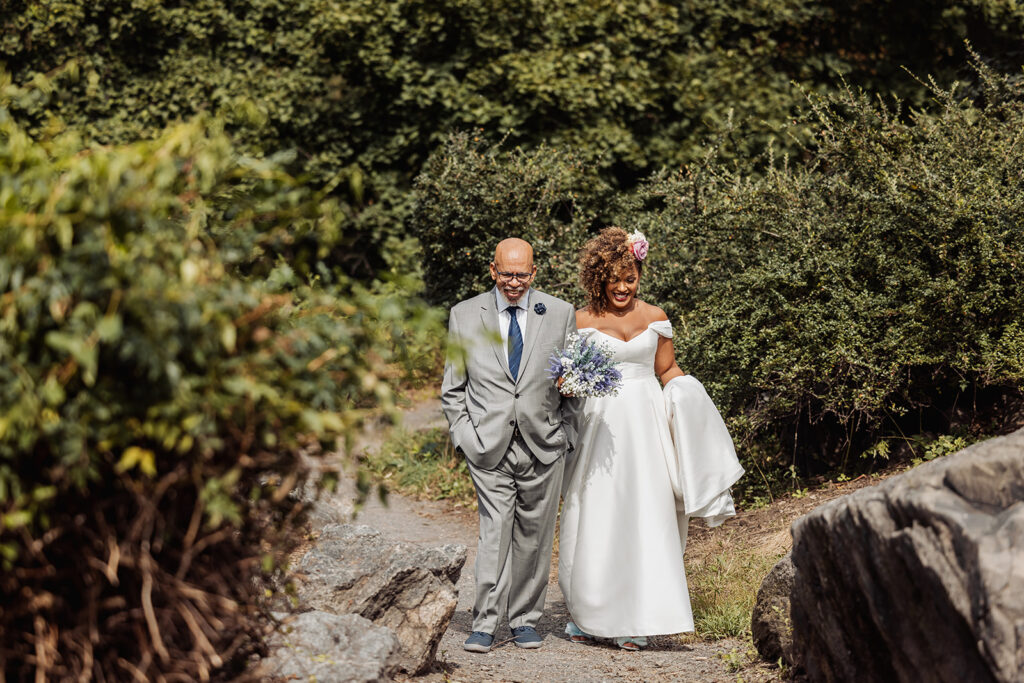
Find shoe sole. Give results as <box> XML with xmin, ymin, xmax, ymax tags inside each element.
<box><xmin>463</xmin><ymin>643</ymin><xmax>492</xmax><ymax>653</ymax></box>
<box><xmin>514</xmin><ymin>640</ymin><xmax>543</xmax><ymax>649</ymax></box>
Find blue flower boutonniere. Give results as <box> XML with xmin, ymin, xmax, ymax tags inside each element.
<box><xmin>534</xmin><ymin>302</ymin><xmax>546</xmax><ymax>315</ymax></box>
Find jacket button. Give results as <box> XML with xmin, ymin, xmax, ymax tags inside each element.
<box><xmin>515</xmin><ymin>393</ymin><xmax>520</xmax><ymax>398</ymax></box>
<box><xmin>509</xmin><ymin>420</ymin><xmax>515</xmax><ymax>426</ymax></box>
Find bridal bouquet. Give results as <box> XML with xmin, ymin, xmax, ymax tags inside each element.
<box><xmin>547</xmin><ymin>333</ymin><xmax>622</xmax><ymax>397</ymax></box>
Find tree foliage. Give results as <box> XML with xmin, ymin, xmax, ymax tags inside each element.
<box><xmin>4</xmin><ymin>0</ymin><xmax>1023</xmax><ymax>276</ymax></box>
<box><xmin>0</xmin><ymin>79</ymin><xmax>439</xmax><ymax>678</ymax></box>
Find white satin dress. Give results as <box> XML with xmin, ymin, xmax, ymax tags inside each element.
<box><xmin>558</xmin><ymin>320</ymin><xmax>694</xmax><ymax>637</ymax></box>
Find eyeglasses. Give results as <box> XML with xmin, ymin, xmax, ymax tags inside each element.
<box><xmin>495</xmin><ymin>271</ymin><xmax>534</xmax><ymax>282</ymax></box>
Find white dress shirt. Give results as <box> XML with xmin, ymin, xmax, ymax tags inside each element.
<box><xmin>495</xmin><ymin>287</ymin><xmax>530</xmax><ymax>365</ymax></box>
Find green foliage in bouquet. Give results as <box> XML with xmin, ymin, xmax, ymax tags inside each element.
<box><xmin>630</xmin><ymin>60</ymin><xmax>1024</xmax><ymax>473</ymax></box>
<box><xmin>0</xmin><ymin>81</ymin><xmax>440</xmax><ymax>678</ymax></box>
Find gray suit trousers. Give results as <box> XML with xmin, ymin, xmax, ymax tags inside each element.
<box><xmin>465</xmin><ymin>434</ymin><xmax>565</xmax><ymax>633</ymax></box>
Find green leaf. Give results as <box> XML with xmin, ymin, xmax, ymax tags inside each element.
<box><xmin>96</xmin><ymin>315</ymin><xmax>122</xmax><ymax>342</ymax></box>
<box><xmin>2</xmin><ymin>511</ymin><xmax>32</xmax><ymax>529</ymax></box>
<box><xmin>116</xmin><ymin>446</ymin><xmax>157</xmax><ymax>477</ymax></box>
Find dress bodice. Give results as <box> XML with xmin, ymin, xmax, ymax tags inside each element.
<box><xmin>578</xmin><ymin>320</ymin><xmax>672</xmax><ymax>381</ymax></box>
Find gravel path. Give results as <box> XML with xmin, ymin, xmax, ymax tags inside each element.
<box><xmin>351</xmin><ymin>479</ymin><xmax>754</xmax><ymax>683</ymax></box>
<box><xmin>338</xmin><ymin>398</ymin><xmax>773</xmax><ymax>683</ymax></box>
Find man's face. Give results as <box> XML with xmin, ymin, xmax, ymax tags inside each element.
<box><xmin>490</xmin><ymin>248</ymin><xmax>536</xmax><ymax>305</ymax></box>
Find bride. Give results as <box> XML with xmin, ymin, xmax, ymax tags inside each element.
<box><xmin>558</xmin><ymin>226</ymin><xmax>708</xmax><ymax>650</ymax></box>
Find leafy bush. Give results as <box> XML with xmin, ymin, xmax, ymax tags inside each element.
<box><xmin>5</xmin><ymin>0</ymin><xmax>1024</xmax><ymax>278</ymax></box>
<box><xmin>412</xmin><ymin>132</ymin><xmax>596</xmax><ymax>308</ymax></box>
<box><xmin>412</xmin><ymin>60</ymin><xmax>1024</xmax><ymax>479</ymax></box>
<box><xmin>629</xmin><ymin>60</ymin><xmax>1024</xmax><ymax>473</ymax></box>
<box><xmin>0</xmin><ymin>87</ymin><xmax>440</xmax><ymax>677</ymax></box>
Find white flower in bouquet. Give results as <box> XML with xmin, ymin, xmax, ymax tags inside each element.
<box><xmin>547</xmin><ymin>333</ymin><xmax>622</xmax><ymax>397</ymax></box>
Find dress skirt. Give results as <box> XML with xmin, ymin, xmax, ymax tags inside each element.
<box><xmin>558</xmin><ymin>325</ymin><xmax>694</xmax><ymax>637</ymax></box>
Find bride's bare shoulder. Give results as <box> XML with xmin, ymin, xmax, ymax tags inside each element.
<box><xmin>575</xmin><ymin>307</ymin><xmax>596</xmax><ymax>328</ymax></box>
<box><xmin>636</xmin><ymin>300</ymin><xmax>668</xmax><ymax>324</ymax></box>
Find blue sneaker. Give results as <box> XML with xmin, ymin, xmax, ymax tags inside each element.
<box><xmin>463</xmin><ymin>631</ymin><xmax>494</xmax><ymax>653</ymax></box>
<box><xmin>511</xmin><ymin>625</ymin><xmax>543</xmax><ymax>649</ymax></box>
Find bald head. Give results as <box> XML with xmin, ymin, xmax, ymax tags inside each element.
<box><xmin>494</xmin><ymin>238</ymin><xmax>533</xmax><ymax>265</ymax></box>
<box><xmin>490</xmin><ymin>238</ymin><xmax>536</xmax><ymax>305</ymax></box>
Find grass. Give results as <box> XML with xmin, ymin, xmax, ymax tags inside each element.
<box><xmin>358</xmin><ymin>427</ymin><xmax>477</xmax><ymax>509</ymax></box>
<box><xmin>684</xmin><ymin>526</ymin><xmax>790</xmax><ymax>640</ymax></box>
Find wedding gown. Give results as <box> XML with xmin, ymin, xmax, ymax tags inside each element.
<box><xmin>558</xmin><ymin>320</ymin><xmax>694</xmax><ymax>637</ymax></box>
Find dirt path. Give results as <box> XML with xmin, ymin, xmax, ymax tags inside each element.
<box><xmin>336</xmin><ymin>397</ymin><xmax>779</xmax><ymax>683</ymax></box>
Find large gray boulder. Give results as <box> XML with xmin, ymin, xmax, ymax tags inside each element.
<box><xmin>261</xmin><ymin>611</ymin><xmax>400</xmax><ymax>682</ymax></box>
<box><xmin>294</xmin><ymin>524</ymin><xmax>467</xmax><ymax>675</ymax></box>
<box><xmin>751</xmin><ymin>553</ymin><xmax>795</xmax><ymax>666</ymax></box>
<box><xmin>790</xmin><ymin>428</ymin><xmax>1024</xmax><ymax>682</ymax></box>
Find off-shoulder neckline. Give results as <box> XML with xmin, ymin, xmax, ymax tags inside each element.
<box><xmin>577</xmin><ymin>320</ymin><xmax>671</xmax><ymax>343</ymax></box>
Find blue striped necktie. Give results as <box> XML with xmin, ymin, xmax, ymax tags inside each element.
<box><xmin>507</xmin><ymin>305</ymin><xmax>523</xmax><ymax>379</ymax></box>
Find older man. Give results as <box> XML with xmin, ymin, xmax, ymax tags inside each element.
<box><xmin>441</xmin><ymin>238</ymin><xmax>577</xmax><ymax>652</ymax></box>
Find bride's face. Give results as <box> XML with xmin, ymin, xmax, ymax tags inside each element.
<box><xmin>604</xmin><ymin>263</ymin><xmax>639</xmax><ymax>311</ymax></box>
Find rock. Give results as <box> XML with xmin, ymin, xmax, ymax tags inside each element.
<box><xmin>789</xmin><ymin>428</ymin><xmax>1024</xmax><ymax>683</ymax></box>
<box><xmin>306</xmin><ymin>498</ymin><xmax>351</xmax><ymax>528</ymax></box>
<box><xmin>294</xmin><ymin>524</ymin><xmax>467</xmax><ymax>675</ymax></box>
<box><xmin>261</xmin><ymin>610</ymin><xmax>400</xmax><ymax>682</ymax></box>
<box><xmin>289</xmin><ymin>469</ymin><xmax>357</xmax><ymax>529</ymax></box>
<box><xmin>751</xmin><ymin>553</ymin><xmax>794</xmax><ymax>665</ymax></box>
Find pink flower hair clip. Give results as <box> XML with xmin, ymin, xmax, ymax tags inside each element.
<box><xmin>627</xmin><ymin>230</ymin><xmax>649</xmax><ymax>261</ymax></box>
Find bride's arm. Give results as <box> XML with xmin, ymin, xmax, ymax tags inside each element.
<box><xmin>655</xmin><ymin>336</ymin><xmax>685</xmax><ymax>385</ymax></box>
<box><xmin>648</xmin><ymin>304</ymin><xmax>685</xmax><ymax>385</ymax></box>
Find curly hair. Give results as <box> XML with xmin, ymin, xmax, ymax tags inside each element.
<box><xmin>578</xmin><ymin>226</ymin><xmax>644</xmax><ymax>314</ymax></box>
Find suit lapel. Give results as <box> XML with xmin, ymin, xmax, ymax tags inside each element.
<box><xmin>480</xmin><ymin>294</ymin><xmax>514</xmax><ymax>383</ymax></box>
<box><xmin>516</xmin><ymin>294</ymin><xmax>546</xmax><ymax>381</ymax></box>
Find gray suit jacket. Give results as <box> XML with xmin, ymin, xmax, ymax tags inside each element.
<box><xmin>441</xmin><ymin>288</ymin><xmax>579</xmax><ymax>470</ymax></box>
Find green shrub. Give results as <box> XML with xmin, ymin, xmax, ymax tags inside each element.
<box><xmin>628</xmin><ymin>60</ymin><xmax>1024</xmax><ymax>472</ymax></box>
<box><xmin>0</xmin><ymin>86</ymin><xmax>440</xmax><ymax>678</ymax></box>
<box><xmin>412</xmin><ymin>132</ymin><xmax>597</xmax><ymax>308</ymax></box>
<box><xmin>413</xmin><ymin>60</ymin><xmax>1024</xmax><ymax>478</ymax></box>
<box><xmin>5</xmin><ymin>0</ymin><xmax>1024</xmax><ymax>279</ymax></box>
